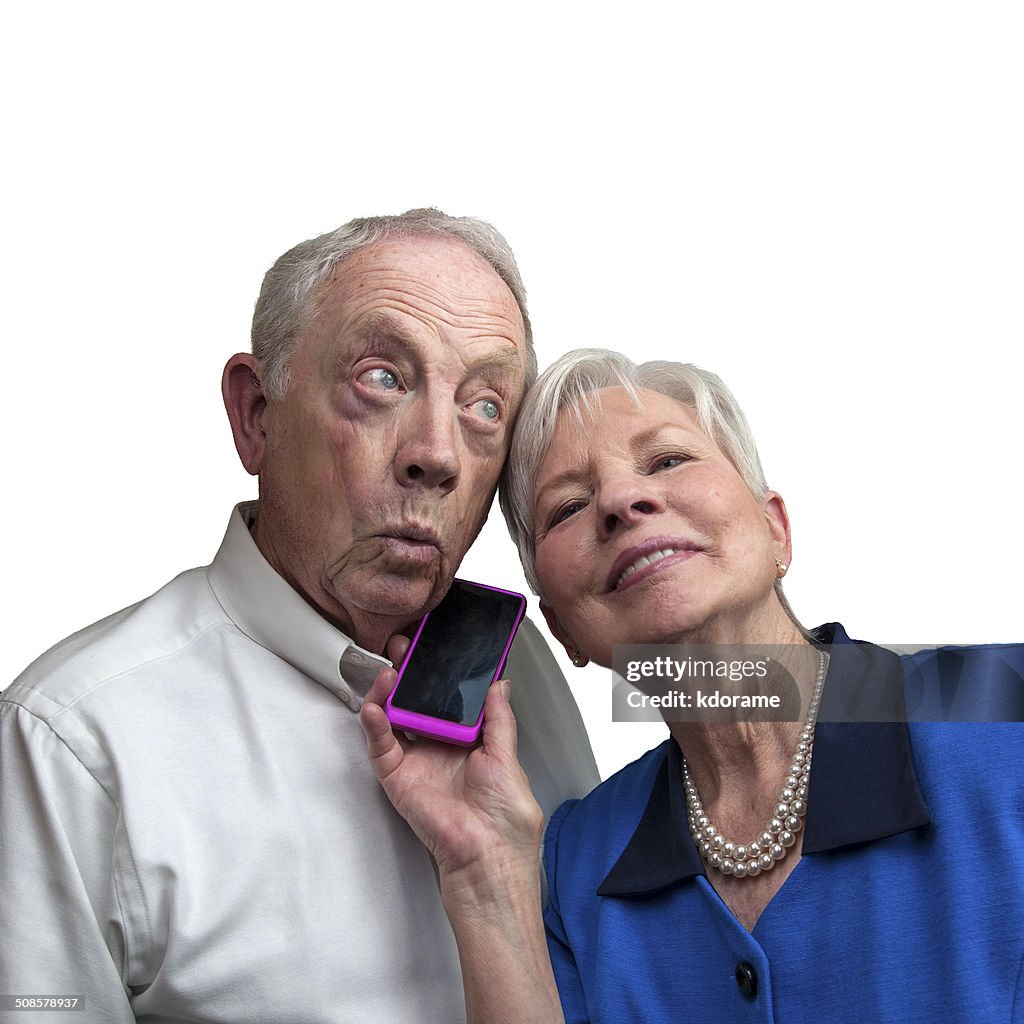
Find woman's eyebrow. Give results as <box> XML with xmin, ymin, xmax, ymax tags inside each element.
<box><xmin>629</xmin><ymin>422</ymin><xmax>686</xmax><ymax>450</ymax></box>
<box><xmin>533</xmin><ymin>421</ymin><xmax>702</xmax><ymax>512</ymax></box>
<box><xmin>534</xmin><ymin>466</ymin><xmax>590</xmax><ymax>515</ymax></box>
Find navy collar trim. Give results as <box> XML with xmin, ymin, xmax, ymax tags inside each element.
<box><xmin>598</xmin><ymin>624</ymin><xmax>932</xmax><ymax>897</ymax></box>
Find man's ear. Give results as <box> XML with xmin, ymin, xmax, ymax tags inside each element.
<box><xmin>222</xmin><ymin>354</ymin><xmax>267</xmax><ymax>476</ymax></box>
<box><xmin>763</xmin><ymin>490</ymin><xmax>793</xmax><ymax>570</ymax></box>
<box><xmin>540</xmin><ymin>600</ymin><xmax>580</xmax><ymax>661</ymax></box>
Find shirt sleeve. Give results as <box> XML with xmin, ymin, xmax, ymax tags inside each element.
<box><xmin>504</xmin><ymin>616</ymin><xmax>600</xmax><ymax>821</ymax></box>
<box><xmin>542</xmin><ymin>800</ymin><xmax>590</xmax><ymax>1024</ymax></box>
<box><xmin>0</xmin><ymin>701</ymin><xmax>137</xmax><ymax>1024</ymax></box>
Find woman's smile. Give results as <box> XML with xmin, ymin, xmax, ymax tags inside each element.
<box><xmin>607</xmin><ymin>538</ymin><xmax>703</xmax><ymax>593</ymax></box>
<box><xmin>533</xmin><ymin>386</ymin><xmax>791</xmax><ymax>662</ymax></box>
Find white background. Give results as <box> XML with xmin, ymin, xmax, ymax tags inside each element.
<box><xmin>3</xmin><ymin>2</ymin><xmax>1021</xmax><ymax>779</ymax></box>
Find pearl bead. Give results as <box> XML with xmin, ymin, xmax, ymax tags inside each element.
<box><xmin>678</xmin><ymin>648</ymin><xmax>827</xmax><ymax>881</ymax></box>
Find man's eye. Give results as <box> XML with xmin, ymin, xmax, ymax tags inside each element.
<box><xmin>360</xmin><ymin>368</ymin><xmax>401</xmax><ymax>391</ymax></box>
<box><xmin>471</xmin><ymin>398</ymin><xmax>501</xmax><ymax>421</ymax></box>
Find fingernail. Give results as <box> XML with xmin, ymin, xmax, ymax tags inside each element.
<box><xmin>498</xmin><ymin>679</ymin><xmax>511</xmax><ymax>702</ymax></box>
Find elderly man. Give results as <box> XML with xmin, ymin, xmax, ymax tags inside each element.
<box><xmin>0</xmin><ymin>210</ymin><xmax>598</xmax><ymax>1023</ymax></box>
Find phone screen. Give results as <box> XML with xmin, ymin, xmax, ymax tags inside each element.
<box><xmin>390</xmin><ymin>580</ymin><xmax>525</xmax><ymax>726</ymax></box>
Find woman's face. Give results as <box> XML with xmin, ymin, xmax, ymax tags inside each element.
<box><xmin>532</xmin><ymin>386</ymin><xmax>791</xmax><ymax>666</ymax></box>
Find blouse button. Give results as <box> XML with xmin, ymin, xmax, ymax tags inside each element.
<box><xmin>735</xmin><ymin>961</ymin><xmax>758</xmax><ymax>999</ymax></box>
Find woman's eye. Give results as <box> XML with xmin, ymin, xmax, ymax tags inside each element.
<box><xmin>552</xmin><ymin>500</ymin><xmax>586</xmax><ymax>526</ymax></box>
<box><xmin>360</xmin><ymin>368</ymin><xmax>401</xmax><ymax>391</ymax></box>
<box><xmin>653</xmin><ymin>455</ymin><xmax>686</xmax><ymax>472</ymax></box>
<box><xmin>470</xmin><ymin>397</ymin><xmax>501</xmax><ymax>421</ymax></box>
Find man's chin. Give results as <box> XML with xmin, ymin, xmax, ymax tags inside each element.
<box><xmin>346</xmin><ymin>569</ymin><xmax>449</xmax><ymax>623</ymax></box>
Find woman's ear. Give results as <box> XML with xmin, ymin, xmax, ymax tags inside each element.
<box><xmin>763</xmin><ymin>490</ymin><xmax>793</xmax><ymax>570</ymax></box>
<box><xmin>540</xmin><ymin>601</ymin><xmax>587</xmax><ymax>667</ymax></box>
<box><xmin>222</xmin><ymin>353</ymin><xmax>267</xmax><ymax>476</ymax></box>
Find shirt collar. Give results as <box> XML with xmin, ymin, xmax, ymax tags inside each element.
<box><xmin>207</xmin><ymin>502</ymin><xmax>392</xmax><ymax>710</ymax></box>
<box><xmin>598</xmin><ymin>623</ymin><xmax>932</xmax><ymax>897</ymax></box>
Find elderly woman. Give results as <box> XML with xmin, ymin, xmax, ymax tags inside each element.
<box><xmin>360</xmin><ymin>349</ymin><xmax>1024</xmax><ymax>1023</ymax></box>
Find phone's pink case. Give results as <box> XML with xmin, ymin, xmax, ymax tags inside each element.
<box><xmin>384</xmin><ymin>579</ymin><xmax>526</xmax><ymax>746</ymax></box>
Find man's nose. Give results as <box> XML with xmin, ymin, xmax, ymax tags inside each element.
<box><xmin>596</xmin><ymin>474</ymin><xmax>662</xmax><ymax>538</ymax></box>
<box><xmin>394</xmin><ymin>401</ymin><xmax>461</xmax><ymax>493</ymax></box>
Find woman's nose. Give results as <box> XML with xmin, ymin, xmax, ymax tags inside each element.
<box><xmin>596</xmin><ymin>476</ymin><xmax>663</xmax><ymax>538</ymax></box>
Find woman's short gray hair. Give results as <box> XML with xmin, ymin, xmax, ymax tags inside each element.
<box><xmin>499</xmin><ymin>348</ymin><xmax>771</xmax><ymax>597</ymax></box>
<box><xmin>251</xmin><ymin>208</ymin><xmax>536</xmax><ymax>400</ymax></box>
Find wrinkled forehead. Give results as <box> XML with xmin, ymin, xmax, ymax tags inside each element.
<box><xmin>324</xmin><ymin>234</ymin><xmax>526</xmax><ymax>338</ymax></box>
<box><xmin>279</xmin><ymin>235</ymin><xmax>529</xmax><ymax>396</ymax></box>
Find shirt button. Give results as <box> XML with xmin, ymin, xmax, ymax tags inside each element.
<box><xmin>735</xmin><ymin>961</ymin><xmax>758</xmax><ymax>999</ymax></box>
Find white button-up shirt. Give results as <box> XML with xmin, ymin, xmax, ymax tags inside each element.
<box><xmin>0</xmin><ymin>502</ymin><xmax>599</xmax><ymax>1023</ymax></box>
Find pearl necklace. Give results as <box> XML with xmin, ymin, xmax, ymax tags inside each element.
<box><xmin>682</xmin><ymin>649</ymin><xmax>829</xmax><ymax>879</ymax></box>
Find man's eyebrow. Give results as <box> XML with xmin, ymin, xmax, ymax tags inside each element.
<box><xmin>355</xmin><ymin>310</ymin><xmax>415</xmax><ymax>347</ymax></box>
<box><xmin>356</xmin><ymin>311</ymin><xmax>522</xmax><ymax>370</ymax></box>
<box><xmin>462</xmin><ymin>346</ymin><xmax>524</xmax><ymax>384</ymax></box>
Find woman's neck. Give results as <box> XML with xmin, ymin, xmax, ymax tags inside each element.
<box><xmin>666</xmin><ymin>637</ymin><xmax>826</xmax><ymax>932</ymax></box>
<box><xmin>676</xmin><ymin>593</ymin><xmax>809</xmax><ymax>649</ymax></box>
<box><xmin>665</xmin><ymin>633</ymin><xmax>820</xmax><ymax>817</ymax></box>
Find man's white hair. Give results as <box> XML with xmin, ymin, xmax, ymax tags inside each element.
<box><xmin>251</xmin><ymin>208</ymin><xmax>535</xmax><ymax>400</ymax></box>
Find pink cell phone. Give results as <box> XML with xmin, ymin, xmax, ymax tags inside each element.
<box><xmin>385</xmin><ymin>578</ymin><xmax>527</xmax><ymax>746</ymax></box>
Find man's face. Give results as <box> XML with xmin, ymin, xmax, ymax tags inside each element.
<box><xmin>251</xmin><ymin>235</ymin><xmax>528</xmax><ymax>652</ymax></box>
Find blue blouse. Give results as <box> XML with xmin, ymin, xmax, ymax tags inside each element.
<box><xmin>544</xmin><ymin>624</ymin><xmax>1024</xmax><ymax>1022</ymax></box>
